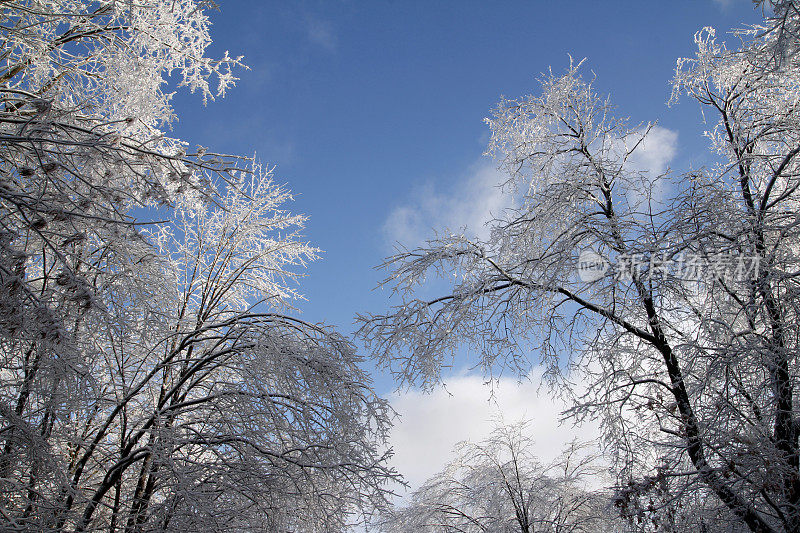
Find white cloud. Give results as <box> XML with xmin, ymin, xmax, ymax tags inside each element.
<box><xmin>616</xmin><ymin>126</ymin><xmax>678</xmax><ymax>211</ymax></box>
<box><xmin>387</xmin><ymin>369</ymin><xmax>602</xmax><ymax>498</ymax></box>
<box><xmin>624</xmin><ymin>126</ymin><xmax>678</xmax><ymax>177</ymax></box>
<box><xmin>384</xmin><ymin>128</ymin><xmax>677</xmax><ymax>250</ymax></box>
<box><xmin>383</xmin><ymin>161</ymin><xmax>510</xmax><ymax>248</ymax></box>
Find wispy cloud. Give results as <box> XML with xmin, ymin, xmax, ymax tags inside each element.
<box><xmin>711</xmin><ymin>0</ymin><xmax>751</xmax><ymax>9</ymax></box>
<box><xmin>306</xmin><ymin>17</ymin><xmax>337</xmax><ymax>51</ymax></box>
<box><xmin>383</xmin><ymin>161</ymin><xmax>510</xmax><ymax>248</ymax></box>
<box><xmin>387</xmin><ymin>369</ymin><xmax>602</xmax><ymax>498</ymax></box>
<box><xmin>384</xmin><ymin>127</ymin><xmax>677</xmax><ymax>250</ymax></box>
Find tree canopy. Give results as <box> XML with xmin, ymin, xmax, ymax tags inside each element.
<box><xmin>360</xmin><ymin>4</ymin><xmax>800</xmax><ymax>532</ymax></box>
<box><xmin>0</xmin><ymin>2</ymin><xmax>397</xmax><ymax>531</ymax></box>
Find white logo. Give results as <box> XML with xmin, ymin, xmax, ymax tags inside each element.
<box><xmin>578</xmin><ymin>249</ymin><xmax>609</xmax><ymax>282</ymax></box>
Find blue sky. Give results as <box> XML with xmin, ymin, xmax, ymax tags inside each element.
<box><xmin>168</xmin><ymin>0</ymin><xmax>766</xmax><ymax>493</ymax></box>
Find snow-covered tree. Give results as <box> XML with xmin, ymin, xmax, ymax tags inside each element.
<box><xmin>756</xmin><ymin>0</ymin><xmax>800</xmax><ymax>68</ymax></box>
<box><xmin>360</xmin><ymin>5</ymin><xmax>800</xmax><ymax>532</ymax></box>
<box><xmin>381</xmin><ymin>422</ymin><xmax>618</xmax><ymax>533</ymax></box>
<box><xmin>0</xmin><ymin>0</ymin><xmax>244</xmax><ymax>349</ymax></box>
<box><xmin>0</xmin><ymin>2</ymin><xmax>397</xmax><ymax>531</ymax></box>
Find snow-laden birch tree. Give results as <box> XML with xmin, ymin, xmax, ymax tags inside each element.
<box><xmin>360</xmin><ymin>5</ymin><xmax>800</xmax><ymax>532</ymax></box>
<box><xmin>0</xmin><ymin>2</ymin><xmax>397</xmax><ymax>531</ymax></box>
